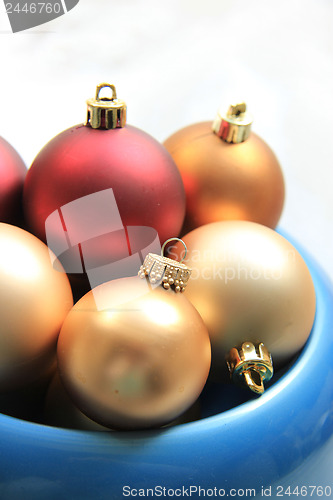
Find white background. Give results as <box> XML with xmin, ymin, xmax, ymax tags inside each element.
<box><xmin>0</xmin><ymin>0</ymin><xmax>332</xmax><ymax>279</ymax></box>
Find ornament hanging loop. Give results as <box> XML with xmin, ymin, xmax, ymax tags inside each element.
<box><xmin>227</xmin><ymin>102</ymin><xmax>247</xmax><ymax>118</ymax></box>
<box><xmin>243</xmin><ymin>370</ymin><xmax>265</xmax><ymax>395</ymax></box>
<box><xmin>95</xmin><ymin>83</ymin><xmax>117</xmax><ymax>102</ymax></box>
<box><xmin>161</xmin><ymin>237</ymin><xmax>187</xmax><ymax>263</ymax></box>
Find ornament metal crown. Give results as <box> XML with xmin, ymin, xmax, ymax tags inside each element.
<box><xmin>86</xmin><ymin>83</ymin><xmax>127</xmax><ymax>130</ymax></box>
<box><xmin>138</xmin><ymin>238</ymin><xmax>191</xmax><ymax>293</ymax></box>
<box><xmin>226</xmin><ymin>341</ymin><xmax>273</xmax><ymax>395</ymax></box>
<box><xmin>212</xmin><ymin>102</ymin><xmax>253</xmax><ymax>144</ymax></box>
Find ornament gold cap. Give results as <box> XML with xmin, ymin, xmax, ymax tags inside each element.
<box><xmin>226</xmin><ymin>341</ymin><xmax>273</xmax><ymax>395</ymax></box>
<box><xmin>86</xmin><ymin>83</ymin><xmax>127</xmax><ymax>129</ymax></box>
<box><xmin>138</xmin><ymin>238</ymin><xmax>192</xmax><ymax>293</ymax></box>
<box><xmin>212</xmin><ymin>102</ymin><xmax>253</xmax><ymax>143</ymax></box>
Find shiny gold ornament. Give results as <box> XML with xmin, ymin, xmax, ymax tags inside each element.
<box><xmin>0</xmin><ymin>223</ymin><xmax>73</xmax><ymax>391</ymax></box>
<box><xmin>57</xmin><ymin>247</ymin><xmax>211</xmax><ymax>430</ymax></box>
<box><xmin>174</xmin><ymin>221</ymin><xmax>316</xmax><ymax>391</ymax></box>
<box><xmin>164</xmin><ymin>103</ymin><xmax>285</xmax><ymax>232</ymax></box>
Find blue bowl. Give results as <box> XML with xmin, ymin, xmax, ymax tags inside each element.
<box><xmin>1</xmin><ymin>235</ymin><xmax>333</xmax><ymax>500</ymax></box>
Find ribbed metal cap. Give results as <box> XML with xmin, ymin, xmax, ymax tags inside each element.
<box><xmin>86</xmin><ymin>83</ymin><xmax>126</xmax><ymax>129</ymax></box>
<box><xmin>212</xmin><ymin>102</ymin><xmax>253</xmax><ymax>143</ymax></box>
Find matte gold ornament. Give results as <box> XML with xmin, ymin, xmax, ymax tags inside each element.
<box><xmin>174</xmin><ymin>221</ymin><xmax>316</xmax><ymax>393</ymax></box>
<box><xmin>57</xmin><ymin>242</ymin><xmax>211</xmax><ymax>430</ymax></box>
<box><xmin>0</xmin><ymin>223</ymin><xmax>73</xmax><ymax>391</ymax></box>
<box><xmin>164</xmin><ymin>103</ymin><xmax>285</xmax><ymax>233</ymax></box>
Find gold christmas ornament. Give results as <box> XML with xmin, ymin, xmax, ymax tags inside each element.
<box><xmin>174</xmin><ymin>221</ymin><xmax>316</xmax><ymax>393</ymax></box>
<box><xmin>0</xmin><ymin>223</ymin><xmax>73</xmax><ymax>391</ymax></box>
<box><xmin>164</xmin><ymin>102</ymin><xmax>285</xmax><ymax>233</ymax></box>
<box><xmin>57</xmin><ymin>241</ymin><xmax>211</xmax><ymax>430</ymax></box>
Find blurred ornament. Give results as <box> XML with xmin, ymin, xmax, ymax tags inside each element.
<box><xmin>164</xmin><ymin>102</ymin><xmax>285</xmax><ymax>233</ymax></box>
<box><xmin>57</xmin><ymin>241</ymin><xmax>211</xmax><ymax>430</ymax></box>
<box><xmin>174</xmin><ymin>221</ymin><xmax>316</xmax><ymax>393</ymax></box>
<box><xmin>0</xmin><ymin>223</ymin><xmax>73</xmax><ymax>391</ymax></box>
<box><xmin>23</xmin><ymin>83</ymin><xmax>185</xmax><ymax>270</ymax></box>
<box><xmin>0</xmin><ymin>135</ymin><xmax>27</xmax><ymax>225</ymax></box>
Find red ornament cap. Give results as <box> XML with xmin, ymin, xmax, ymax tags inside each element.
<box><xmin>86</xmin><ymin>83</ymin><xmax>127</xmax><ymax>129</ymax></box>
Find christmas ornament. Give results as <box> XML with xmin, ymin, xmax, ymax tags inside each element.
<box><xmin>57</xmin><ymin>240</ymin><xmax>211</xmax><ymax>430</ymax></box>
<box><xmin>164</xmin><ymin>102</ymin><xmax>285</xmax><ymax>233</ymax></box>
<box><xmin>0</xmin><ymin>223</ymin><xmax>73</xmax><ymax>391</ymax></box>
<box><xmin>23</xmin><ymin>83</ymin><xmax>185</xmax><ymax>272</ymax></box>
<box><xmin>174</xmin><ymin>221</ymin><xmax>316</xmax><ymax>394</ymax></box>
<box><xmin>0</xmin><ymin>135</ymin><xmax>27</xmax><ymax>225</ymax></box>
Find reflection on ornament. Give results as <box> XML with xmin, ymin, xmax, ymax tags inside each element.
<box><xmin>44</xmin><ymin>369</ymin><xmax>201</xmax><ymax>431</ymax></box>
<box><xmin>44</xmin><ymin>371</ymin><xmax>109</xmax><ymax>431</ymax></box>
<box><xmin>164</xmin><ymin>102</ymin><xmax>285</xmax><ymax>233</ymax></box>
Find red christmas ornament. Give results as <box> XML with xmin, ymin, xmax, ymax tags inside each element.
<box><xmin>0</xmin><ymin>135</ymin><xmax>27</xmax><ymax>225</ymax></box>
<box><xmin>23</xmin><ymin>84</ymin><xmax>186</xmax><ymax>276</ymax></box>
